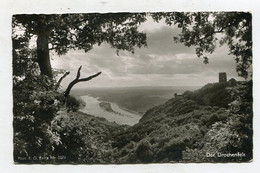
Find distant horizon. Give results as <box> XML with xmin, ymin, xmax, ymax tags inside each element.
<box><xmin>65</xmin><ymin>85</ymin><xmax>203</xmax><ymax>92</ymax></box>
<box><xmin>70</xmin><ymin>85</ymin><xmax>203</xmax><ymax>89</ymax></box>
<box><xmin>62</xmin><ymin>77</ymin><xmax>245</xmax><ymax>90</ymax></box>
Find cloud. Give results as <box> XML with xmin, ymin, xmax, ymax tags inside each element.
<box><xmin>138</xmin><ymin>16</ymin><xmax>167</xmax><ymax>33</ymax></box>
<box><xmin>137</xmin><ymin>26</ymin><xmax>195</xmax><ymax>56</ymax></box>
<box><xmin>51</xmin><ymin>19</ymin><xmax>242</xmax><ymax>88</ymax></box>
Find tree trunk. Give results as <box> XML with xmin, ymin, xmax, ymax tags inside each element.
<box><xmin>37</xmin><ymin>34</ymin><xmax>53</xmax><ymax>78</ymax></box>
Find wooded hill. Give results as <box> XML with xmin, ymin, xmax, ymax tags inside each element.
<box><xmin>110</xmin><ymin>80</ymin><xmax>252</xmax><ymax>163</ymax></box>
<box><xmin>14</xmin><ymin>79</ymin><xmax>252</xmax><ymax>163</ymax></box>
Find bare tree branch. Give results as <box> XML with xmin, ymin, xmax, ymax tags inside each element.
<box><xmin>55</xmin><ymin>71</ymin><xmax>70</xmax><ymax>90</ymax></box>
<box><xmin>64</xmin><ymin>66</ymin><xmax>101</xmax><ymax>97</ymax></box>
<box><xmin>76</xmin><ymin>65</ymin><xmax>82</xmax><ymax>79</ymax></box>
<box><xmin>77</xmin><ymin>72</ymin><xmax>102</xmax><ymax>82</ymax></box>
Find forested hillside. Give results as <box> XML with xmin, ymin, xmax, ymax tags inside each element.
<box><xmin>13</xmin><ymin>74</ymin><xmax>253</xmax><ymax>164</ymax></box>
<box><xmin>110</xmin><ymin>80</ymin><xmax>253</xmax><ymax>163</ymax></box>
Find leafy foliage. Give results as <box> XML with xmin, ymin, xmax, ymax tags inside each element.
<box><xmin>151</xmin><ymin>12</ymin><xmax>252</xmax><ymax>78</ymax></box>
<box><xmin>51</xmin><ymin>111</ymin><xmax>123</xmax><ymax>163</ymax></box>
<box><xmin>207</xmin><ymin>114</ymin><xmax>252</xmax><ymax>160</ymax></box>
<box><xmin>183</xmin><ymin>114</ymin><xmax>252</xmax><ymax>162</ymax></box>
<box><xmin>13</xmin><ymin>75</ymin><xmax>63</xmax><ymax>162</ymax></box>
<box><xmin>183</xmin><ymin>82</ymin><xmax>233</xmax><ymax>108</ymax></box>
<box><xmin>13</xmin><ymin>72</ymin><xmax>122</xmax><ymax>163</ymax></box>
<box><xmin>12</xmin><ymin>13</ymin><xmax>148</xmax><ymax>77</ymax></box>
<box><xmin>110</xmin><ymin>81</ymin><xmax>252</xmax><ymax>163</ymax></box>
<box><xmin>13</xmin><ymin>56</ymin><xmax>85</xmax><ymax>162</ymax></box>
<box><xmin>12</xmin><ymin>35</ymin><xmax>38</xmax><ymax>78</ymax></box>
<box><xmin>13</xmin><ymin>13</ymin><xmax>147</xmax><ymax>55</ymax></box>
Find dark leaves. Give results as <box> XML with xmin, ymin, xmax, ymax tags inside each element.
<box><xmin>152</xmin><ymin>12</ymin><xmax>252</xmax><ymax>79</ymax></box>
<box><xmin>13</xmin><ymin>13</ymin><xmax>148</xmax><ymax>57</ymax></box>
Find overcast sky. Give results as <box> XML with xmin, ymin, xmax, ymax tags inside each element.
<box><xmin>51</xmin><ymin>17</ymin><xmax>244</xmax><ymax>89</ymax></box>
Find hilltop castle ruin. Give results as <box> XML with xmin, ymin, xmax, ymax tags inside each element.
<box><xmin>219</xmin><ymin>72</ymin><xmax>227</xmax><ymax>83</ymax></box>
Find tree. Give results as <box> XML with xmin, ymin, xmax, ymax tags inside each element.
<box><xmin>151</xmin><ymin>12</ymin><xmax>252</xmax><ymax>79</ymax></box>
<box><xmin>12</xmin><ymin>13</ymin><xmax>147</xmax><ymax>78</ymax></box>
<box><xmin>13</xmin><ymin>12</ymin><xmax>252</xmax><ymax>81</ymax></box>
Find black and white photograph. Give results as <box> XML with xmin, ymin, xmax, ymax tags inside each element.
<box><xmin>11</xmin><ymin>11</ymin><xmax>253</xmax><ymax>164</ymax></box>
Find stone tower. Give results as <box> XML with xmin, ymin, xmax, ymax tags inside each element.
<box><xmin>219</xmin><ymin>72</ymin><xmax>227</xmax><ymax>83</ymax></box>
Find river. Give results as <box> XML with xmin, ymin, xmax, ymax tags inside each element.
<box><xmin>79</xmin><ymin>95</ymin><xmax>142</xmax><ymax>126</ymax></box>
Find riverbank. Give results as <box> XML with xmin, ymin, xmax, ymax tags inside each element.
<box><xmin>79</xmin><ymin>95</ymin><xmax>142</xmax><ymax>126</ymax></box>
